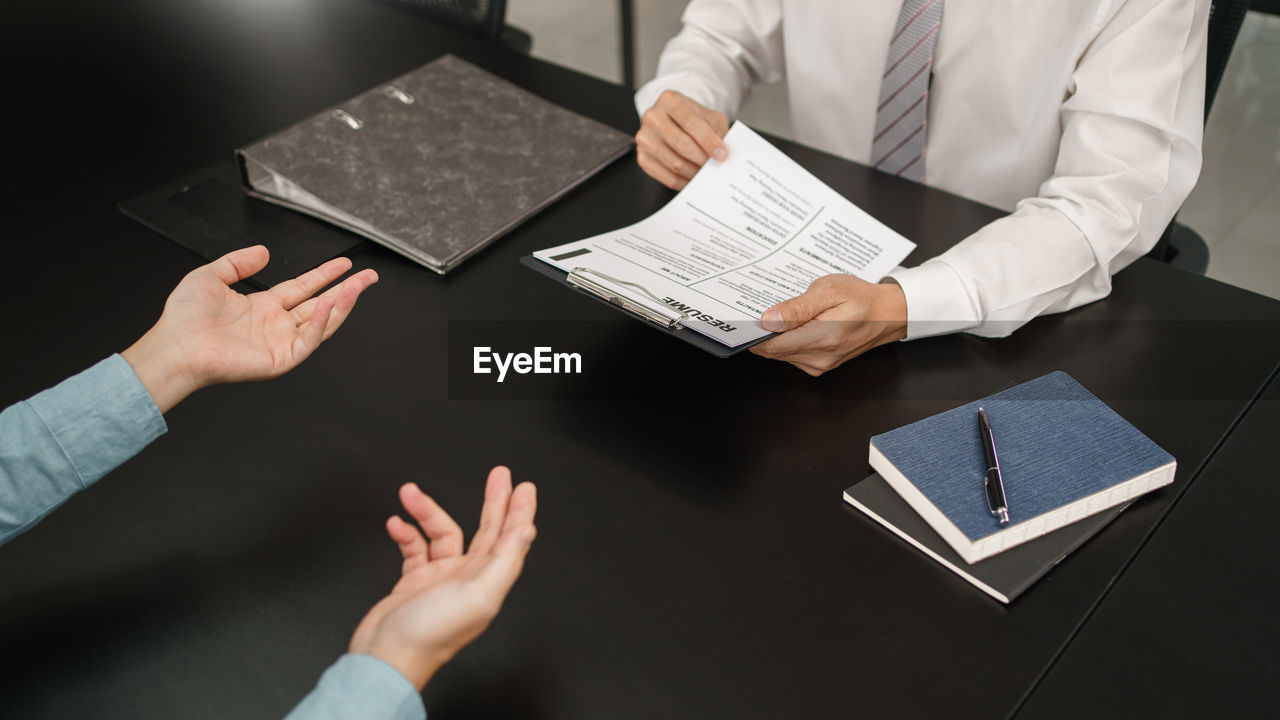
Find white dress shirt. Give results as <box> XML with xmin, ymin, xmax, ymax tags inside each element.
<box><xmin>635</xmin><ymin>0</ymin><xmax>1208</xmax><ymax>339</ymax></box>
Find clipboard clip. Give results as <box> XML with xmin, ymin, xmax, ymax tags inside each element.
<box><xmin>566</xmin><ymin>267</ymin><xmax>687</xmax><ymax>330</ymax></box>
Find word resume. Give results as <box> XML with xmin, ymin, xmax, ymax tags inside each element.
<box><xmin>534</xmin><ymin>123</ymin><xmax>916</xmax><ymax>348</ymax></box>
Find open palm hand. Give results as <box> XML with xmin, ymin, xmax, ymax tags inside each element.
<box><xmin>122</xmin><ymin>246</ymin><xmax>377</xmax><ymax>411</ymax></box>
<box><xmin>349</xmin><ymin>467</ymin><xmax>538</xmax><ymax>691</ymax></box>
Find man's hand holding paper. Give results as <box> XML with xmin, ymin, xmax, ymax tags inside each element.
<box><xmin>635</xmin><ymin>89</ymin><xmax>730</xmax><ymax>191</ymax></box>
<box><xmin>751</xmin><ymin>274</ymin><xmax>908</xmax><ymax>376</ymax></box>
<box><xmin>534</xmin><ymin>122</ymin><xmax>915</xmax><ymax>357</ymax></box>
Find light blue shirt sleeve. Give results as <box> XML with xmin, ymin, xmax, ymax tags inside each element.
<box><xmin>284</xmin><ymin>654</ymin><xmax>426</xmax><ymax>720</ymax></box>
<box><xmin>0</xmin><ymin>354</ymin><xmax>166</xmax><ymax>546</ymax></box>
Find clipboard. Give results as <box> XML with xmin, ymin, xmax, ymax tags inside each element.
<box><xmin>520</xmin><ymin>255</ymin><xmax>774</xmax><ymax>358</ymax></box>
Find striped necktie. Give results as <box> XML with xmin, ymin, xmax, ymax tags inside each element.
<box><xmin>870</xmin><ymin>0</ymin><xmax>944</xmax><ymax>182</ymax></box>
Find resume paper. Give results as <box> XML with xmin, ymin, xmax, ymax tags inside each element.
<box><xmin>534</xmin><ymin>123</ymin><xmax>916</xmax><ymax>347</ymax></box>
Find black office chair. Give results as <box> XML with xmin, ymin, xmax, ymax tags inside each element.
<box><xmin>1145</xmin><ymin>0</ymin><xmax>1251</xmax><ymax>273</ymax></box>
<box><xmin>376</xmin><ymin>0</ymin><xmax>533</xmax><ymax>54</ymax></box>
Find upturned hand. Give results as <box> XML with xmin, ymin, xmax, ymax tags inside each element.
<box><xmin>121</xmin><ymin>245</ymin><xmax>377</xmax><ymax>412</ymax></box>
<box><xmin>349</xmin><ymin>467</ymin><xmax>538</xmax><ymax>691</ymax></box>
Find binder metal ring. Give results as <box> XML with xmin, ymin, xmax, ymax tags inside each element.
<box><xmin>382</xmin><ymin>86</ymin><xmax>415</xmax><ymax>104</ymax></box>
<box><xmin>567</xmin><ymin>267</ymin><xmax>687</xmax><ymax>330</ymax></box>
<box><xmin>331</xmin><ymin>109</ymin><xmax>363</xmax><ymax>129</ymax></box>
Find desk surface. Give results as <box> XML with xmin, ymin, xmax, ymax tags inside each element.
<box><xmin>1</xmin><ymin>1</ymin><xmax>1278</xmax><ymax>718</ymax></box>
<box><xmin>1017</xmin><ymin>370</ymin><xmax>1280</xmax><ymax>719</ymax></box>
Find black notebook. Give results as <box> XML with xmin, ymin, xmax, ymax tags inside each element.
<box><xmin>844</xmin><ymin>473</ymin><xmax>1127</xmax><ymax>604</ymax></box>
<box><xmin>237</xmin><ymin>54</ymin><xmax>633</xmax><ymax>274</ymax></box>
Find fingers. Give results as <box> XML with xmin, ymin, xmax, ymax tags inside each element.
<box><xmin>290</xmin><ymin>297</ymin><xmax>334</xmax><ymax>363</ymax></box>
<box><xmin>668</xmin><ymin>101</ymin><xmax>728</xmax><ymax>164</ymax></box>
<box><xmin>286</xmin><ymin>268</ymin><xmax>377</xmax><ymax>364</ymax></box>
<box><xmin>203</xmin><ymin>245</ymin><xmax>270</xmax><ymax>286</ymax></box>
<box><xmin>386</xmin><ymin>513</ymin><xmax>430</xmax><ymax>575</ymax></box>
<box><xmin>705</xmin><ymin>107</ymin><xmax>730</xmax><ymax>137</ymax></box>
<box><xmin>750</xmin><ymin>319</ymin><xmax>846</xmax><ymax>367</ymax></box>
<box><xmin>759</xmin><ymin>276</ymin><xmax>844</xmax><ymax>333</ymax></box>
<box><xmin>467</xmin><ymin>466</ymin><xmax>514</xmax><ymax>556</ymax></box>
<box><xmin>291</xmin><ymin>268</ymin><xmax>379</xmax><ymax>340</ymax></box>
<box><xmin>398</xmin><ymin>482</ymin><xmax>465</xmax><ymax>561</ymax></box>
<box><xmin>749</xmin><ymin>276</ymin><xmax>906</xmax><ymax>376</ymax></box>
<box><xmin>649</xmin><ymin>111</ymin><xmax>712</xmax><ymax>168</ymax></box>
<box><xmin>499</xmin><ymin>482</ymin><xmax>538</xmax><ymax>542</ymax></box>
<box><xmin>473</xmin><ymin>481</ymin><xmax>536</xmax><ymax>597</ymax></box>
<box><xmin>475</xmin><ymin>517</ymin><xmax>537</xmax><ymax>601</ymax></box>
<box><xmin>636</xmin><ymin>91</ymin><xmax>729</xmax><ymax>189</ymax></box>
<box><xmin>473</xmin><ymin>479</ymin><xmax>536</xmax><ymax>600</ymax></box>
<box><xmin>638</xmin><ymin>130</ymin><xmax>701</xmax><ymax>182</ymax></box>
<box><xmin>267</xmin><ymin>256</ymin><xmax>354</xmax><ymax>310</ymax></box>
<box><xmin>637</xmin><ymin>148</ymin><xmax>690</xmax><ymax>191</ymax></box>
<box><xmin>751</xmin><ymin>275</ymin><xmax>858</xmax><ymax>372</ymax></box>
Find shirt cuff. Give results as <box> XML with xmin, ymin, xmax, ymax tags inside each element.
<box><xmin>283</xmin><ymin>654</ymin><xmax>425</xmax><ymax>720</ymax></box>
<box><xmin>27</xmin><ymin>354</ymin><xmax>167</xmax><ymax>488</ymax></box>
<box><xmin>634</xmin><ymin>71</ymin><xmax>731</xmax><ymax>120</ymax></box>
<box><xmin>886</xmin><ymin>261</ymin><xmax>982</xmax><ymax>340</ymax></box>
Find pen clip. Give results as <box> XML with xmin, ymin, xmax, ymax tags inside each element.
<box><xmin>983</xmin><ymin>474</ymin><xmax>999</xmax><ymax>515</ymax></box>
<box><xmin>983</xmin><ymin>473</ymin><xmax>1011</xmax><ymax>526</ymax></box>
<box><xmin>566</xmin><ymin>267</ymin><xmax>686</xmax><ymax>330</ymax></box>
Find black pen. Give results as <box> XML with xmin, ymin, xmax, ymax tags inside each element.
<box><xmin>978</xmin><ymin>407</ymin><xmax>1010</xmax><ymax>526</ymax></box>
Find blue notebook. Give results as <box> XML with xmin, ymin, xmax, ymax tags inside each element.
<box><xmin>868</xmin><ymin>372</ymin><xmax>1176</xmax><ymax>564</ymax></box>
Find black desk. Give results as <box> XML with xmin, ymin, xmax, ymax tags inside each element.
<box><xmin>1</xmin><ymin>1</ymin><xmax>1277</xmax><ymax>718</ymax></box>
<box><xmin>1017</xmin><ymin>370</ymin><xmax>1280</xmax><ymax>719</ymax></box>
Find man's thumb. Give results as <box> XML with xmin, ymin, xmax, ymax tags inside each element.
<box><xmin>761</xmin><ymin>285</ymin><xmax>829</xmax><ymax>332</ymax></box>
